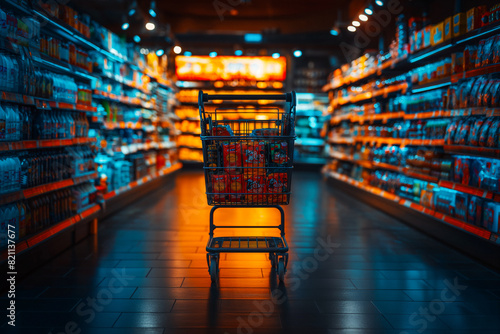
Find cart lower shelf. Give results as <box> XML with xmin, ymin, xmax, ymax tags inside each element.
<box><xmin>207</xmin><ymin>236</ymin><xmax>288</xmax><ymax>252</ymax></box>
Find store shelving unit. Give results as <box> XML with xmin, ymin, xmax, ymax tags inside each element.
<box><xmin>323</xmin><ymin>12</ymin><xmax>500</xmax><ymax>267</ymax></box>
<box><xmin>0</xmin><ymin>0</ymin><xmax>181</xmax><ymax>275</ymax></box>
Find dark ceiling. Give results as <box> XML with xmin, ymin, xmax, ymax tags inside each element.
<box><xmin>68</xmin><ymin>0</ymin><xmax>492</xmax><ymax>59</ymax></box>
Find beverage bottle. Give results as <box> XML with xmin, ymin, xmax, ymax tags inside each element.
<box><xmin>0</xmin><ymin>54</ymin><xmax>5</xmax><ymax>91</ymax></box>
<box><xmin>0</xmin><ymin>104</ymin><xmax>6</xmax><ymax>141</ymax></box>
<box><xmin>57</xmin><ymin>112</ymin><xmax>65</xmax><ymax>139</ymax></box>
<box><xmin>20</xmin><ymin>152</ymin><xmax>29</xmax><ymax>189</ymax></box>
<box><xmin>3</xmin><ymin>54</ymin><xmax>13</xmax><ymax>91</ymax></box>
<box><xmin>12</xmin><ymin>155</ymin><xmax>21</xmax><ymax>191</ymax></box>
<box><xmin>4</xmin><ymin>104</ymin><xmax>12</xmax><ymax>141</ymax></box>
<box><xmin>13</xmin><ymin>105</ymin><xmax>20</xmax><ymax>141</ymax></box>
<box><xmin>10</xmin><ymin>55</ymin><xmax>19</xmax><ymax>93</ymax></box>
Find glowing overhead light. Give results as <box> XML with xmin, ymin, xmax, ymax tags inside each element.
<box><xmin>209</xmin><ymin>51</ymin><xmax>217</xmax><ymax>57</ymax></box>
<box><xmin>145</xmin><ymin>22</ymin><xmax>155</xmax><ymax>30</ymax></box>
<box><xmin>244</xmin><ymin>33</ymin><xmax>262</xmax><ymax>43</ymax></box>
<box><xmin>149</xmin><ymin>0</ymin><xmax>157</xmax><ymax>17</ymax></box>
<box><xmin>330</xmin><ymin>28</ymin><xmax>339</xmax><ymax>36</ymax></box>
<box><xmin>352</xmin><ymin>21</ymin><xmax>360</xmax><ymax>27</ymax></box>
<box><xmin>173</xmin><ymin>45</ymin><xmax>182</xmax><ymax>54</ymax></box>
<box><xmin>375</xmin><ymin>0</ymin><xmax>383</xmax><ymax>6</ymax></box>
<box><xmin>133</xmin><ymin>35</ymin><xmax>141</xmax><ymax>43</ymax></box>
<box><xmin>272</xmin><ymin>52</ymin><xmax>280</xmax><ymax>59</ymax></box>
<box><xmin>347</xmin><ymin>26</ymin><xmax>356</xmax><ymax>32</ymax></box>
<box><xmin>156</xmin><ymin>49</ymin><xmax>164</xmax><ymax>56</ymax></box>
<box><xmin>365</xmin><ymin>8</ymin><xmax>373</xmax><ymax>15</ymax></box>
<box><xmin>293</xmin><ymin>50</ymin><xmax>302</xmax><ymax>57</ymax></box>
<box><xmin>128</xmin><ymin>9</ymin><xmax>136</xmax><ymax>16</ymax></box>
<box><xmin>183</xmin><ymin>51</ymin><xmax>192</xmax><ymax>56</ymax></box>
<box><xmin>235</xmin><ymin>49</ymin><xmax>243</xmax><ymax>56</ymax></box>
<box><xmin>121</xmin><ymin>22</ymin><xmax>129</xmax><ymax>30</ymax></box>
<box><xmin>359</xmin><ymin>14</ymin><xmax>368</xmax><ymax>21</ymax></box>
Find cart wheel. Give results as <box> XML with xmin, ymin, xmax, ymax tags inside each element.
<box><xmin>209</xmin><ymin>256</ymin><xmax>218</xmax><ymax>282</ymax></box>
<box><xmin>269</xmin><ymin>253</ymin><xmax>276</xmax><ymax>267</ymax></box>
<box><xmin>278</xmin><ymin>257</ymin><xmax>285</xmax><ymax>282</ymax></box>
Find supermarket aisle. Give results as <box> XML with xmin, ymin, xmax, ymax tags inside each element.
<box><xmin>4</xmin><ymin>170</ymin><xmax>500</xmax><ymax>334</ymax></box>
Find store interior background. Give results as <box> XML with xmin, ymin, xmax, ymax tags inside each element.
<box><xmin>1</xmin><ymin>0</ymin><xmax>500</xmax><ymax>331</ymax></box>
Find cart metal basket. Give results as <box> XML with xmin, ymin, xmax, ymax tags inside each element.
<box><xmin>198</xmin><ymin>90</ymin><xmax>297</xmax><ymax>282</ymax></box>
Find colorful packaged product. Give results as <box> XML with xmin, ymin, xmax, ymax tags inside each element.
<box><xmin>211</xmin><ymin>174</ymin><xmax>228</xmax><ymax>203</ymax></box>
<box><xmin>469</xmin><ymin>158</ymin><xmax>484</xmax><ymax>187</ymax></box>
<box><xmin>445</xmin><ymin>119</ymin><xmax>460</xmax><ymax>144</ymax></box>
<box><xmin>469</xmin><ymin>118</ymin><xmax>484</xmax><ymax>146</ymax></box>
<box><xmin>453</xmin><ymin>157</ymin><xmax>470</xmax><ymax>184</ymax></box>
<box><xmin>212</xmin><ymin>125</ymin><xmax>233</xmax><ymax>137</ymax></box>
<box><xmin>433</xmin><ymin>188</ymin><xmax>457</xmax><ymax>216</ymax></box>
<box><xmin>229</xmin><ymin>174</ymin><xmax>245</xmax><ymax>202</ymax></box>
<box><xmin>245</xmin><ymin>175</ymin><xmax>267</xmax><ymax>203</ymax></box>
<box><xmin>241</xmin><ymin>141</ymin><xmax>265</xmax><ymax>174</ymax></box>
<box><xmin>486</xmin><ymin>118</ymin><xmax>499</xmax><ymax>147</ymax></box>
<box><xmin>455</xmin><ymin>192</ymin><xmax>468</xmax><ymax>221</ymax></box>
<box><xmin>222</xmin><ymin>143</ymin><xmax>241</xmax><ymax>174</ymax></box>
<box><xmin>468</xmin><ymin>196</ymin><xmax>483</xmax><ymax>226</ymax></box>
<box><xmin>267</xmin><ymin>173</ymin><xmax>288</xmax><ymax>203</ymax></box>
<box><xmin>483</xmin><ymin>202</ymin><xmax>500</xmax><ymax>233</ymax></box>
<box><xmin>269</xmin><ymin>141</ymin><xmax>289</xmax><ymax>165</ymax></box>
<box><xmin>478</xmin><ymin>117</ymin><xmax>495</xmax><ymax>146</ymax></box>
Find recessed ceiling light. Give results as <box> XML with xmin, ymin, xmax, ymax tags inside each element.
<box><xmin>347</xmin><ymin>26</ymin><xmax>356</xmax><ymax>32</ymax></box>
<box><xmin>352</xmin><ymin>21</ymin><xmax>360</xmax><ymax>27</ymax></box>
<box><xmin>173</xmin><ymin>46</ymin><xmax>182</xmax><ymax>54</ymax></box>
<box><xmin>359</xmin><ymin>14</ymin><xmax>368</xmax><ymax>21</ymax></box>
<box><xmin>145</xmin><ymin>22</ymin><xmax>155</xmax><ymax>30</ymax></box>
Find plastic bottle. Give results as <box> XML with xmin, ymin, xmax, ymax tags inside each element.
<box><xmin>13</xmin><ymin>105</ymin><xmax>20</xmax><ymax>141</ymax></box>
<box><xmin>0</xmin><ymin>104</ymin><xmax>6</xmax><ymax>141</ymax></box>
<box><xmin>4</xmin><ymin>105</ymin><xmax>13</xmax><ymax>141</ymax></box>
<box><xmin>17</xmin><ymin>201</ymin><xmax>25</xmax><ymax>238</ymax></box>
<box><xmin>10</xmin><ymin>55</ymin><xmax>19</xmax><ymax>93</ymax></box>
<box><xmin>12</xmin><ymin>155</ymin><xmax>21</xmax><ymax>191</ymax></box>
<box><xmin>3</xmin><ymin>54</ymin><xmax>12</xmax><ymax>91</ymax></box>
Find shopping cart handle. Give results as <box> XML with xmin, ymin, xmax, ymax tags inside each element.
<box><xmin>202</xmin><ymin>93</ymin><xmax>292</xmax><ymax>102</ymax></box>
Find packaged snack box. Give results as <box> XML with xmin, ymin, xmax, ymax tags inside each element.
<box><xmin>212</xmin><ymin>125</ymin><xmax>233</xmax><ymax>136</ymax></box>
<box><xmin>486</xmin><ymin>119</ymin><xmax>500</xmax><ymax>147</ymax></box>
<box><xmin>222</xmin><ymin>143</ymin><xmax>241</xmax><ymax>174</ymax></box>
<box><xmin>468</xmin><ymin>196</ymin><xmax>483</xmax><ymax>226</ymax></box>
<box><xmin>245</xmin><ymin>175</ymin><xmax>267</xmax><ymax>203</ymax></box>
<box><xmin>483</xmin><ymin>202</ymin><xmax>500</xmax><ymax>233</ymax></box>
<box><xmin>211</xmin><ymin>174</ymin><xmax>228</xmax><ymax>203</ymax></box>
<box><xmin>229</xmin><ymin>174</ymin><xmax>245</xmax><ymax>202</ymax></box>
<box><xmin>267</xmin><ymin>173</ymin><xmax>288</xmax><ymax>203</ymax></box>
<box><xmin>242</xmin><ymin>141</ymin><xmax>266</xmax><ymax>175</ymax></box>
<box><xmin>269</xmin><ymin>141</ymin><xmax>289</xmax><ymax>165</ymax></box>
<box><xmin>455</xmin><ymin>192</ymin><xmax>469</xmax><ymax>221</ymax></box>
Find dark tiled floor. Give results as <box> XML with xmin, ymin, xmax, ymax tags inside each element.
<box><xmin>3</xmin><ymin>170</ymin><xmax>500</xmax><ymax>334</ymax></box>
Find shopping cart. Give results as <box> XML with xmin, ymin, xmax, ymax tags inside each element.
<box><xmin>198</xmin><ymin>91</ymin><xmax>297</xmax><ymax>282</ymax></box>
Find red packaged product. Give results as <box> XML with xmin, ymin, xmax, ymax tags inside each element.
<box><xmin>229</xmin><ymin>174</ymin><xmax>245</xmax><ymax>202</ymax></box>
<box><xmin>269</xmin><ymin>141</ymin><xmax>289</xmax><ymax>164</ymax></box>
<box><xmin>267</xmin><ymin>173</ymin><xmax>288</xmax><ymax>203</ymax></box>
<box><xmin>211</xmin><ymin>174</ymin><xmax>229</xmax><ymax>203</ymax></box>
<box><xmin>222</xmin><ymin>143</ymin><xmax>241</xmax><ymax>174</ymax></box>
<box><xmin>245</xmin><ymin>175</ymin><xmax>267</xmax><ymax>203</ymax></box>
<box><xmin>212</xmin><ymin>125</ymin><xmax>233</xmax><ymax>136</ymax></box>
<box><xmin>242</xmin><ymin>141</ymin><xmax>266</xmax><ymax>174</ymax></box>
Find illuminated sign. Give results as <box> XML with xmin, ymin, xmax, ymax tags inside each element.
<box><xmin>175</xmin><ymin>56</ymin><xmax>287</xmax><ymax>81</ymax></box>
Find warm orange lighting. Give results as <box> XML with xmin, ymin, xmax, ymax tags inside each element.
<box><xmin>175</xmin><ymin>56</ymin><xmax>287</xmax><ymax>81</ymax></box>
<box><xmin>214</xmin><ymin>81</ymin><xmax>224</xmax><ymax>88</ymax></box>
<box><xmin>256</xmin><ymin>82</ymin><xmax>267</xmax><ymax>89</ymax></box>
<box><xmin>272</xmin><ymin>82</ymin><xmax>283</xmax><ymax>89</ymax></box>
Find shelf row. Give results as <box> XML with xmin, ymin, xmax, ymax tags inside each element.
<box><xmin>0</xmin><ymin>137</ymin><xmax>96</xmax><ymax>152</ymax></box>
<box><xmin>115</xmin><ymin>141</ymin><xmax>176</xmax><ymax>155</ymax></box>
<box><xmin>102</xmin><ymin>163</ymin><xmax>182</xmax><ymax>200</ymax></box>
<box><xmin>325</xmin><ymin>55</ymin><xmax>408</xmax><ymax>91</ymax></box>
<box><xmin>334</xmin><ymin>83</ymin><xmax>408</xmax><ymax>106</ymax></box>
<box><xmin>93</xmin><ymin>90</ymin><xmax>154</xmax><ymax>110</ymax></box>
<box><xmin>328</xmin><ymin>154</ymin><xmax>500</xmax><ymax>202</ymax></box>
<box><xmin>328</xmin><ymin>137</ymin><xmax>445</xmax><ymax>147</ymax></box>
<box><xmin>1</xmin><ymin>163</ymin><xmax>182</xmax><ymax>261</ymax></box>
<box><xmin>324</xmin><ymin>170</ymin><xmax>499</xmax><ymax>244</ymax></box>
<box><xmin>0</xmin><ymin>91</ymin><xmax>97</xmax><ymax>113</ymax></box>
<box><xmin>0</xmin><ymin>172</ymin><xmax>98</xmax><ymax>206</ymax></box>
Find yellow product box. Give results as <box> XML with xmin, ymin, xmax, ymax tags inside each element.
<box><xmin>423</xmin><ymin>26</ymin><xmax>432</xmax><ymax>49</ymax></box>
<box><xmin>467</xmin><ymin>6</ymin><xmax>486</xmax><ymax>32</ymax></box>
<box><xmin>453</xmin><ymin>12</ymin><xmax>466</xmax><ymax>37</ymax></box>
<box><xmin>431</xmin><ymin>22</ymin><xmax>444</xmax><ymax>46</ymax></box>
<box><xmin>444</xmin><ymin>17</ymin><xmax>452</xmax><ymax>40</ymax></box>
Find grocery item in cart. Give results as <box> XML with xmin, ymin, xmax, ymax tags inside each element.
<box><xmin>222</xmin><ymin>143</ymin><xmax>241</xmax><ymax>174</ymax></box>
<box><xmin>211</xmin><ymin>174</ymin><xmax>229</xmax><ymax>202</ymax></box>
<box><xmin>250</xmin><ymin>128</ymin><xmax>279</xmax><ymax>136</ymax></box>
<box><xmin>269</xmin><ymin>141</ymin><xmax>289</xmax><ymax>165</ymax></box>
<box><xmin>242</xmin><ymin>141</ymin><xmax>265</xmax><ymax>175</ymax></box>
<box><xmin>229</xmin><ymin>174</ymin><xmax>245</xmax><ymax>202</ymax></box>
<box><xmin>212</xmin><ymin>125</ymin><xmax>233</xmax><ymax>136</ymax></box>
<box><xmin>245</xmin><ymin>175</ymin><xmax>267</xmax><ymax>203</ymax></box>
<box><xmin>268</xmin><ymin>173</ymin><xmax>288</xmax><ymax>203</ymax></box>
